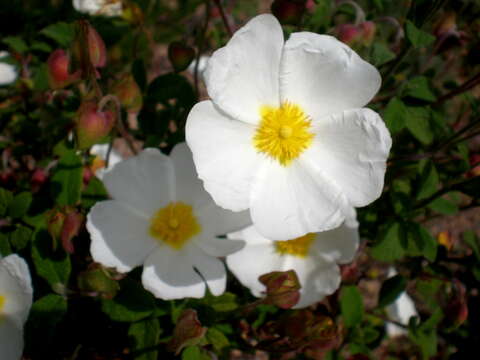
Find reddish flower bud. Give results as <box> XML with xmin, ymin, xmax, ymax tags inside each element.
<box><xmin>341</xmin><ymin>262</ymin><xmax>360</xmax><ymax>284</ymax></box>
<box><xmin>168</xmin><ymin>42</ymin><xmax>195</xmax><ymax>73</ymax></box>
<box><xmin>112</xmin><ymin>74</ymin><xmax>143</xmax><ymax>113</ymax></box>
<box><xmin>167</xmin><ymin>309</ymin><xmax>207</xmax><ymax>355</ymax></box>
<box><xmin>47</xmin><ymin>49</ymin><xmax>80</xmax><ymax>89</ymax></box>
<box><xmin>31</xmin><ymin>168</ymin><xmax>48</xmax><ymax>192</ymax></box>
<box><xmin>444</xmin><ymin>280</ymin><xmax>468</xmax><ymax>328</ymax></box>
<box><xmin>259</xmin><ymin>269</ymin><xmax>301</xmax><ymax>309</ymax></box>
<box><xmin>467</xmin><ymin>154</ymin><xmax>480</xmax><ymax>178</ymax></box>
<box><xmin>337</xmin><ymin>22</ymin><xmax>376</xmax><ymax>46</ymax></box>
<box><xmin>46</xmin><ymin>209</ymin><xmax>67</xmax><ymax>250</ymax></box>
<box><xmin>271</xmin><ymin>0</ymin><xmax>306</xmax><ymax>26</ymax></box>
<box><xmin>75</xmin><ymin>101</ymin><xmax>115</xmax><ymax>150</ymax></box>
<box><xmin>360</xmin><ymin>21</ymin><xmax>376</xmax><ymax>44</ymax></box>
<box><xmin>87</xmin><ymin>24</ymin><xmax>107</xmax><ymax>68</ymax></box>
<box><xmin>61</xmin><ymin>210</ymin><xmax>84</xmax><ymax>254</ymax></box>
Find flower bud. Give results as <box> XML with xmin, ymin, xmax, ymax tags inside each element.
<box><xmin>168</xmin><ymin>42</ymin><xmax>195</xmax><ymax>73</ymax></box>
<box><xmin>259</xmin><ymin>269</ymin><xmax>301</xmax><ymax>309</ymax></box>
<box><xmin>77</xmin><ymin>265</ymin><xmax>120</xmax><ymax>299</ymax></box>
<box><xmin>61</xmin><ymin>210</ymin><xmax>84</xmax><ymax>254</ymax></box>
<box><xmin>75</xmin><ymin>101</ymin><xmax>115</xmax><ymax>150</ymax></box>
<box><xmin>167</xmin><ymin>309</ymin><xmax>207</xmax><ymax>355</ymax></box>
<box><xmin>337</xmin><ymin>22</ymin><xmax>376</xmax><ymax>46</ymax></box>
<box><xmin>86</xmin><ymin>24</ymin><xmax>107</xmax><ymax>68</ymax></box>
<box><xmin>47</xmin><ymin>49</ymin><xmax>80</xmax><ymax>89</ymax></box>
<box><xmin>467</xmin><ymin>154</ymin><xmax>480</xmax><ymax>178</ymax></box>
<box><xmin>271</xmin><ymin>0</ymin><xmax>306</xmax><ymax>26</ymax></box>
<box><xmin>360</xmin><ymin>21</ymin><xmax>376</xmax><ymax>45</ymax></box>
<box><xmin>444</xmin><ymin>280</ymin><xmax>468</xmax><ymax>328</ymax></box>
<box><xmin>31</xmin><ymin>168</ymin><xmax>48</xmax><ymax>192</ymax></box>
<box><xmin>112</xmin><ymin>74</ymin><xmax>143</xmax><ymax>113</ymax></box>
<box><xmin>46</xmin><ymin>209</ymin><xmax>66</xmax><ymax>249</ymax></box>
<box><xmin>434</xmin><ymin>12</ymin><xmax>457</xmax><ymax>39</ymax></box>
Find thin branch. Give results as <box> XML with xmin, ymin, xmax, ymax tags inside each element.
<box><xmin>212</xmin><ymin>0</ymin><xmax>233</xmax><ymax>37</ymax></box>
<box><xmin>435</xmin><ymin>72</ymin><xmax>480</xmax><ymax>105</ymax></box>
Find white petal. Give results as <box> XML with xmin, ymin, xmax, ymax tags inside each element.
<box><xmin>286</xmin><ymin>255</ymin><xmax>341</xmax><ymax>309</ymax></box>
<box><xmin>250</xmin><ymin>160</ymin><xmax>348</xmax><ymax>241</ymax></box>
<box><xmin>102</xmin><ymin>148</ymin><xmax>175</xmax><ymax>215</ymax></box>
<box><xmin>190</xmin><ymin>249</ymin><xmax>227</xmax><ymax>296</ymax></box>
<box><xmin>0</xmin><ymin>318</ymin><xmax>23</xmax><ymax>360</ymax></box>
<box><xmin>0</xmin><ymin>255</ymin><xmax>33</xmax><ymax>327</ymax></box>
<box><xmin>141</xmin><ymin>247</ymin><xmax>205</xmax><ymax>300</ymax></box>
<box><xmin>170</xmin><ymin>142</ymin><xmax>211</xmax><ymax>209</ymax></box>
<box><xmin>198</xmin><ymin>201</ymin><xmax>251</xmax><ymax>237</ymax></box>
<box><xmin>186</xmin><ymin>101</ymin><xmax>260</xmax><ymax>211</ymax></box>
<box><xmin>280</xmin><ymin>33</ymin><xmax>381</xmax><ymax>119</ymax></box>
<box><xmin>194</xmin><ymin>235</ymin><xmax>245</xmax><ymax>258</ymax></box>
<box><xmin>90</xmin><ymin>144</ymin><xmax>123</xmax><ymax>179</ymax></box>
<box><xmin>0</xmin><ymin>63</ymin><xmax>17</xmax><ymax>86</ymax></box>
<box><xmin>303</xmin><ymin>108</ymin><xmax>392</xmax><ymax>207</ymax></box>
<box><xmin>87</xmin><ymin>200</ymin><xmax>156</xmax><ymax>273</ymax></box>
<box><xmin>313</xmin><ymin>220</ymin><xmax>359</xmax><ymax>264</ymax></box>
<box><xmin>204</xmin><ymin>14</ymin><xmax>283</xmax><ymax>124</ymax></box>
<box><xmin>227</xmin><ymin>225</ymin><xmax>272</xmax><ymax>246</ymax></box>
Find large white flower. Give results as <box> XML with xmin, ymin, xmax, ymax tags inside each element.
<box><xmin>0</xmin><ymin>254</ymin><xmax>33</xmax><ymax>360</ymax></box>
<box><xmin>87</xmin><ymin>143</ymin><xmax>250</xmax><ymax>300</ymax></box>
<box><xmin>0</xmin><ymin>52</ymin><xmax>17</xmax><ymax>86</ymax></box>
<box><xmin>90</xmin><ymin>144</ymin><xmax>123</xmax><ymax>180</ymax></box>
<box><xmin>72</xmin><ymin>0</ymin><xmax>122</xmax><ymax>17</ymax></box>
<box><xmin>226</xmin><ymin>216</ymin><xmax>359</xmax><ymax>308</ymax></box>
<box><xmin>186</xmin><ymin>14</ymin><xmax>392</xmax><ymax>241</ymax></box>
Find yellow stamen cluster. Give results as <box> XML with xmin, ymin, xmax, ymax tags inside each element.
<box><xmin>149</xmin><ymin>202</ymin><xmax>201</xmax><ymax>250</ymax></box>
<box><xmin>274</xmin><ymin>233</ymin><xmax>316</xmax><ymax>257</ymax></box>
<box><xmin>254</xmin><ymin>102</ymin><xmax>314</xmax><ymax>166</ymax></box>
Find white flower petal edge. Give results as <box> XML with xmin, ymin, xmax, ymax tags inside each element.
<box><xmin>204</xmin><ymin>14</ymin><xmax>283</xmax><ymax>124</ymax></box>
<box><xmin>0</xmin><ymin>52</ymin><xmax>17</xmax><ymax>86</ymax></box>
<box><xmin>0</xmin><ymin>254</ymin><xmax>33</xmax><ymax>360</ymax></box>
<box><xmin>90</xmin><ymin>144</ymin><xmax>123</xmax><ymax>180</ymax></box>
<box><xmin>88</xmin><ymin>144</ymin><xmax>252</xmax><ymax>300</ymax></box>
<box><xmin>73</xmin><ymin>0</ymin><xmax>122</xmax><ymax>16</ymax></box>
<box><xmin>186</xmin><ymin>101</ymin><xmax>261</xmax><ymax>212</ymax></box>
<box><xmin>226</xmin><ymin>219</ymin><xmax>359</xmax><ymax>308</ymax></box>
<box><xmin>280</xmin><ymin>32</ymin><xmax>381</xmax><ymax>120</ymax></box>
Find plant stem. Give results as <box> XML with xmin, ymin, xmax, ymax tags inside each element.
<box><xmin>435</xmin><ymin>72</ymin><xmax>480</xmax><ymax>105</ymax></box>
<box><xmin>213</xmin><ymin>0</ymin><xmax>233</xmax><ymax>37</ymax></box>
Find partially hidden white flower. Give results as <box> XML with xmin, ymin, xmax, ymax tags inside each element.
<box><xmin>226</xmin><ymin>215</ymin><xmax>359</xmax><ymax>308</ymax></box>
<box><xmin>187</xmin><ymin>55</ymin><xmax>210</xmax><ymax>81</ymax></box>
<box><xmin>0</xmin><ymin>254</ymin><xmax>33</xmax><ymax>360</ymax></box>
<box><xmin>0</xmin><ymin>52</ymin><xmax>17</xmax><ymax>86</ymax></box>
<box><xmin>186</xmin><ymin>14</ymin><xmax>392</xmax><ymax>241</ymax></box>
<box><xmin>385</xmin><ymin>267</ymin><xmax>418</xmax><ymax>337</ymax></box>
<box><xmin>72</xmin><ymin>0</ymin><xmax>123</xmax><ymax>17</ymax></box>
<box><xmin>87</xmin><ymin>143</ymin><xmax>251</xmax><ymax>300</ymax></box>
<box><xmin>90</xmin><ymin>144</ymin><xmax>123</xmax><ymax>180</ymax></box>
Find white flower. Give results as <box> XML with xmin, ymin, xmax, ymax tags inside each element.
<box><xmin>385</xmin><ymin>267</ymin><xmax>418</xmax><ymax>337</ymax></box>
<box><xmin>0</xmin><ymin>254</ymin><xmax>33</xmax><ymax>360</ymax></box>
<box><xmin>87</xmin><ymin>143</ymin><xmax>250</xmax><ymax>300</ymax></box>
<box><xmin>187</xmin><ymin>55</ymin><xmax>210</xmax><ymax>81</ymax></box>
<box><xmin>226</xmin><ymin>216</ymin><xmax>359</xmax><ymax>308</ymax></box>
<box><xmin>72</xmin><ymin>0</ymin><xmax>122</xmax><ymax>17</ymax></box>
<box><xmin>0</xmin><ymin>52</ymin><xmax>17</xmax><ymax>86</ymax></box>
<box><xmin>186</xmin><ymin>14</ymin><xmax>392</xmax><ymax>241</ymax></box>
<box><xmin>90</xmin><ymin>144</ymin><xmax>123</xmax><ymax>180</ymax></box>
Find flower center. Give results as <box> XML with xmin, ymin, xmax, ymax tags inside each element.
<box><xmin>253</xmin><ymin>102</ymin><xmax>314</xmax><ymax>166</ymax></box>
<box><xmin>91</xmin><ymin>156</ymin><xmax>106</xmax><ymax>173</ymax></box>
<box><xmin>274</xmin><ymin>233</ymin><xmax>316</xmax><ymax>257</ymax></box>
<box><xmin>0</xmin><ymin>295</ymin><xmax>5</xmax><ymax>312</ymax></box>
<box><xmin>149</xmin><ymin>202</ymin><xmax>201</xmax><ymax>250</ymax></box>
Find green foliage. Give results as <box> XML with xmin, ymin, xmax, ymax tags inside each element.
<box><xmin>128</xmin><ymin>318</ymin><xmax>162</xmax><ymax>360</ymax></box>
<box><xmin>50</xmin><ymin>150</ymin><xmax>83</xmax><ymax>206</ymax></box>
<box><xmin>405</xmin><ymin>20</ymin><xmax>435</xmax><ymax>48</ymax></box>
<box><xmin>378</xmin><ymin>275</ymin><xmax>407</xmax><ymax>308</ymax></box>
<box><xmin>340</xmin><ymin>286</ymin><xmax>364</xmax><ymax>328</ymax></box>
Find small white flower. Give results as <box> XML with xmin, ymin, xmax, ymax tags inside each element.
<box><xmin>90</xmin><ymin>144</ymin><xmax>123</xmax><ymax>180</ymax></box>
<box><xmin>72</xmin><ymin>0</ymin><xmax>122</xmax><ymax>17</ymax></box>
<box><xmin>0</xmin><ymin>254</ymin><xmax>33</xmax><ymax>360</ymax></box>
<box><xmin>226</xmin><ymin>216</ymin><xmax>359</xmax><ymax>308</ymax></box>
<box><xmin>0</xmin><ymin>52</ymin><xmax>17</xmax><ymax>86</ymax></box>
<box><xmin>87</xmin><ymin>143</ymin><xmax>250</xmax><ymax>300</ymax></box>
<box><xmin>186</xmin><ymin>14</ymin><xmax>392</xmax><ymax>241</ymax></box>
<box><xmin>385</xmin><ymin>267</ymin><xmax>418</xmax><ymax>337</ymax></box>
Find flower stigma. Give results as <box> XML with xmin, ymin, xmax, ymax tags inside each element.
<box><xmin>275</xmin><ymin>233</ymin><xmax>316</xmax><ymax>257</ymax></box>
<box><xmin>254</xmin><ymin>102</ymin><xmax>314</xmax><ymax>166</ymax></box>
<box><xmin>149</xmin><ymin>202</ymin><xmax>201</xmax><ymax>250</ymax></box>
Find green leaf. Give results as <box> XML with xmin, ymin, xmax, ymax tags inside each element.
<box><xmin>371</xmin><ymin>222</ymin><xmax>406</xmax><ymax>262</ymax></box>
<box><xmin>409</xmin><ymin>309</ymin><xmax>442</xmax><ymax>360</ymax></box>
<box><xmin>25</xmin><ymin>294</ymin><xmax>68</xmax><ymax>352</ymax></box>
<box><xmin>427</xmin><ymin>197</ymin><xmax>458</xmax><ymax>215</ymax></box>
<box><xmin>371</xmin><ymin>42</ymin><xmax>395</xmax><ymax>66</ymax></box>
<box><xmin>405</xmin><ymin>106</ymin><xmax>433</xmax><ymax>145</ymax></box>
<box><xmin>405</xmin><ymin>223</ymin><xmax>437</xmax><ymax>262</ymax></box>
<box><xmin>416</xmin><ymin>159</ymin><xmax>439</xmax><ymax>200</ymax></box>
<box><xmin>0</xmin><ymin>187</ymin><xmax>13</xmax><ymax>217</ymax></box>
<box><xmin>40</xmin><ymin>22</ymin><xmax>76</xmax><ymax>47</ymax></box>
<box><xmin>0</xmin><ymin>233</ymin><xmax>12</xmax><ymax>256</ymax></box>
<box><xmin>9</xmin><ymin>226</ymin><xmax>33</xmax><ymax>251</ymax></box>
<box><xmin>182</xmin><ymin>346</ymin><xmax>201</xmax><ymax>360</ymax></box>
<box><xmin>3</xmin><ymin>36</ymin><xmax>28</xmax><ymax>53</ymax></box>
<box><xmin>404</xmin><ymin>77</ymin><xmax>436</xmax><ymax>102</ymax></box>
<box><xmin>81</xmin><ymin>176</ymin><xmax>108</xmax><ymax>209</ymax></box>
<box><xmin>8</xmin><ymin>191</ymin><xmax>32</xmax><ymax>218</ymax></box>
<box><xmin>206</xmin><ymin>328</ymin><xmax>229</xmax><ymax>352</ymax></box>
<box><xmin>463</xmin><ymin>230</ymin><xmax>480</xmax><ymax>261</ymax></box>
<box><xmin>384</xmin><ymin>97</ymin><xmax>407</xmax><ymax>133</ymax></box>
<box><xmin>378</xmin><ymin>275</ymin><xmax>407</xmax><ymax>308</ymax></box>
<box><xmin>31</xmin><ymin>229</ymin><xmax>71</xmax><ymax>289</ymax></box>
<box><xmin>405</xmin><ymin>20</ymin><xmax>435</xmax><ymax>48</ymax></box>
<box><xmin>203</xmin><ymin>292</ymin><xmax>238</xmax><ymax>312</ymax></box>
<box><xmin>340</xmin><ymin>285</ymin><xmax>364</xmax><ymax>328</ymax></box>
<box><xmin>102</xmin><ymin>278</ymin><xmax>156</xmax><ymax>322</ymax></box>
<box><xmin>50</xmin><ymin>150</ymin><xmax>83</xmax><ymax>206</ymax></box>
<box><xmin>128</xmin><ymin>318</ymin><xmax>162</xmax><ymax>360</ymax></box>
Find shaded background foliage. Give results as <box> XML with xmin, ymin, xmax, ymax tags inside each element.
<box><xmin>0</xmin><ymin>0</ymin><xmax>479</xmax><ymax>359</ymax></box>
